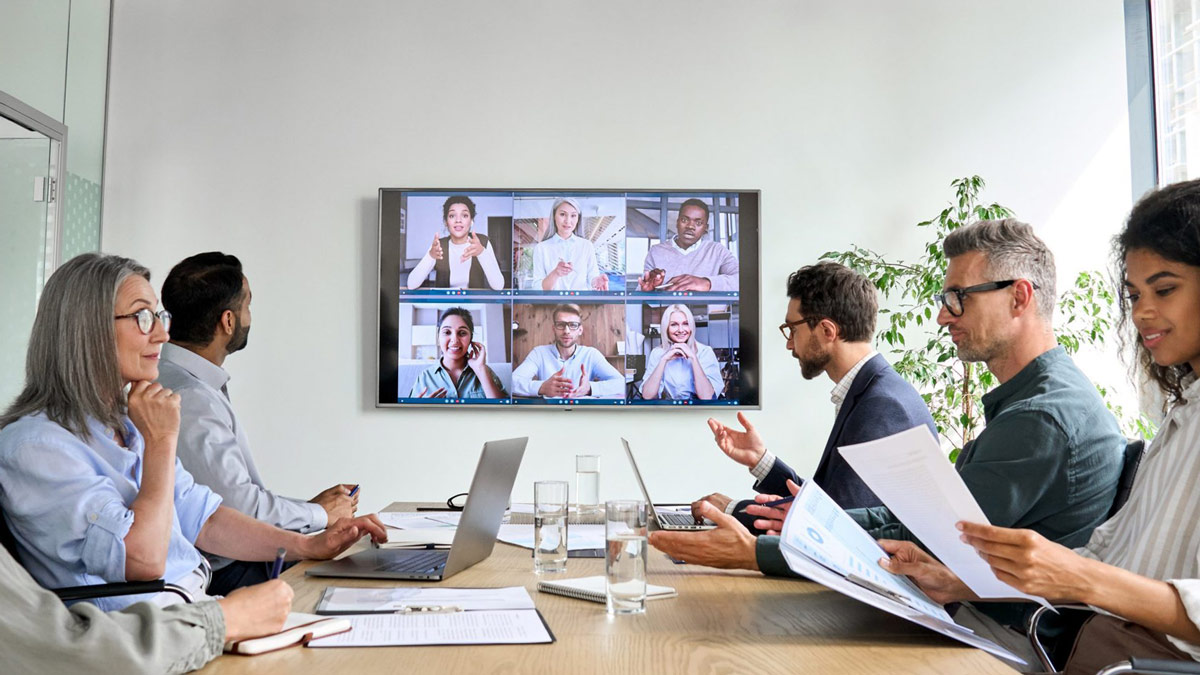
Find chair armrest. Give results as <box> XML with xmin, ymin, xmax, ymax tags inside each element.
<box><xmin>1098</xmin><ymin>658</ymin><xmax>1200</xmax><ymax>674</ymax></box>
<box><xmin>1027</xmin><ymin>603</ymin><xmax>1093</xmax><ymax>672</ymax></box>
<box><xmin>52</xmin><ymin>580</ymin><xmax>194</xmax><ymax>604</ymax></box>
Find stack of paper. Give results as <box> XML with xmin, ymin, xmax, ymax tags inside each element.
<box><xmin>777</xmin><ymin>479</ymin><xmax>1025</xmax><ymax>664</ymax></box>
<box><xmin>837</xmin><ymin>425</ymin><xmax>1049</xmax><ymax>606</ymax></box>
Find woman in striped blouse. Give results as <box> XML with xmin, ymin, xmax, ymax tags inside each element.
<box><xmin>879</xmin><ymin>179</ymin><xmax>1200</xmax><ymax>673</ymax></box>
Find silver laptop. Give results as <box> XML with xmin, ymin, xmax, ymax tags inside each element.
<box><xmin>622</xmin><ymin>438</ymin><xmax>715</xmax><ymax>531</ymax></box>
<box><xmin>306</xmin><ymin>436</ymin><xmax>527</xmax><ymax>581</ymax></box>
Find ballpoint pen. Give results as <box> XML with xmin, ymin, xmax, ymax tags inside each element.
<box><xmin>270</xmin><ymin>548</ymin><xmax>286</xmax><ymax>579</ymax></box>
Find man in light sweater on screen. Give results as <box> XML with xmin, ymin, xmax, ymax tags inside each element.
<box><xmin>637</xmin><ymin>198</ymin><xmax>739</xmax><ymax>292</ymax></box>
<box><xmin>511</xmin><ymin>303</ymin><xmax>625</xmax><ymax>399</ymax></box>
<box><xmin>156</xmin><ymin>252</ymin><xmax>358</xmax><ymax>595</ymax></box>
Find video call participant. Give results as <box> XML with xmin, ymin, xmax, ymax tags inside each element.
<box><xmin>511</xmin><ymin>303</ymin><xmax>624</xmax><ymax>398</ymax></box>
<box><xmin>653</xmin><ymin>221</ymin><xmax>1124</xmax><ymax>639</ymax></box>
<box><xmin>157</xmin><ymin>252</ymin><xmax>361</xmax><ymax>595</ymax></box>
<box><xmin>532</xmin><ymin>198</ymin><xmax>609</xmax><ymax>291</ymax></box>
<box><xmin>1</xmin><ymin>545</ymin><xmax>292</xmax><ymax>674</ymax></box>
<box><xmin>881</xmin><ymin>180</ymin><xmax>1200</xmax><ymax>672</ymax></box>
<box><xmin>638</xmin><ymin>199</ymin><xmax>739</xmax><ymax>292</ymax></box>
<box><xmin>406</xmin><ymin>195</ymin><xmax>505</xmax><ymax>290</ymax></box>
<box><xmin>639</xmin><ymin>304</ymin><xmax>724</xmax><ymax>401</ymax></box>
<box><xmin>0</xmin><ymin>254</ymin><xmax>388</xmax><ymax>610</ymax></box>
<box><xmin>691</xmin><ymin>262</ymin><xmax>935</xmax><ymax>529</ymax></box>
<box><xmin>409</xmin><ymin>307</ymin><xmax>508</xmax><ymax>399</ymax></box>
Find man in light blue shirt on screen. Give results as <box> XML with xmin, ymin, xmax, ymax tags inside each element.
<box><xmin>157</xmin><ymin>252</ymin><xmax>358</xmax><ymax>595</ymax></box>
<box><xmin>511</xmin><ymin>303</ymin><xmax>624</xmax><ymax>398</ymax></box>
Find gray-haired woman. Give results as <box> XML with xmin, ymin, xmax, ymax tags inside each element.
<box><xmin>0</xmin><ymin>254</ymin><xmax>386</xmax><ymax>614</ymax></box>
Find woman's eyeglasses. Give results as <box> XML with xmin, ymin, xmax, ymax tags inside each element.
<box><xmin>114</xmin><ymin>308</ymin><xmax>172</xmax><ymax>335</ymax></box>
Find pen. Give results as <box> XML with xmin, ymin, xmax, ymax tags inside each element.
<box><xmin>270</xmin><ymin>547</ymin><xmax>286</xmax><ymax>579</ymax></box>
<box><xmin>348</xmin><ymin>484</ymin><xmax>360</xmax><ymax>498</ymax></box>
<box><xmin>393</xmin><ymin>605</ymin><xmax>462</xmax><ymax>614</ymax></box>
<box><xmin>761</xmin><ymin>495</ymin><xmax>795</xmax><ymax>508</ymax></box>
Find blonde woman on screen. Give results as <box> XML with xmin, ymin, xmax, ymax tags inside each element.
<box><xmin>531</xmin><ymin>197</ymin><xmax>608</xmax><ymax>291</ymax></box>
<box><xmin>640</xmin><ymin>304</ymin><xmax>723</xmax><ymax>400</ymax></box>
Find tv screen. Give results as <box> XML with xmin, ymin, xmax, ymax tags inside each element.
<box><xmin>376</xmin><ymin>189</ymin><xmax>760</xmax><ymax>409</ymax></box>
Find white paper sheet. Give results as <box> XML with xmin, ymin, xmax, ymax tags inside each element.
<box><xmin>837</xmin><ymin>425</ymin><xmax>1049</xmax><ymax>606</ymax></box>
<box><xmin>495</xmin><ymin>523</ymin><xmax>606</xmax><ymax>551</ymax></box>
<box><xmin>378</xmin><ymin>512</ymin><xmax>461</xmax><ymax>530</ymax></box>
<box><xmin>777</xmin><ymin>481</ymin><xmax>1024</xmax><ymax>664</ymax></box>
<box><xmin>316</xmin><ymin>586</ymin><xmax>535</xmax><ymax>613</ymax></box>
<box><xmin>306</xmin><ymin>610</ymin><xmax>553</xmax><ymax>647</ymax></box>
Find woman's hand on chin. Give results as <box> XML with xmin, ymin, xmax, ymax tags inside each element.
<box><xmin>127</xmin><ymin>381</ymin><xmax>181</xmax><ymax>448</ymax></box>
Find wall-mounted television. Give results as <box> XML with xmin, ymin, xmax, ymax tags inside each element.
<box><xmin>376</xmin><ymin>189</ymin><xmax>760</xmax><ymax>409</ymax></box>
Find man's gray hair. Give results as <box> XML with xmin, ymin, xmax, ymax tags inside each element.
<box><xmin>0</xmin><ymin>253</ymin><xmax>151</xmax><ymax>439</ymax></box>
<box><xmin>943</xmin><ymin>218</ymin><xmax>1056</xmax><ymax>324</ymax></box>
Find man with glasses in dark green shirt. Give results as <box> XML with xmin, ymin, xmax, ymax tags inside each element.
<box><xmin>652</xmin><ymin>220</ymin><xmax>1124</xmax><ymax>658</ymax></box>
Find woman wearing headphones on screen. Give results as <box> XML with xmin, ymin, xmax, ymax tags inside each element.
<box><xmin>406</xmin><ymin>195</ymin><xmax>505</xmax><ymax>291</ymax></box>
<box><xmin>531</xmin><ymin>197</ymin><xmax>609</xmax><ymax>292</ymax></box>
<box><xmin>640</xmin><ymin>304</ymin><xmax>723</xmax><ymax>401</ymax></box>
<box><xmin>410</xmin><ymin>307</ymin><xmax>508</xmax><ymax>399</ymax></box>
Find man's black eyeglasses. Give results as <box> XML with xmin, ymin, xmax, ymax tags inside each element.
<box><xmin>936</xmin><ymin>280</ymin><xmax>1039</xmax><ymax>317</ymax></box>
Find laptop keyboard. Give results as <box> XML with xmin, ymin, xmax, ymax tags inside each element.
<box><xmin>658</xmin><ymin>510</ymin><xmax>704</xmax><ymax>527</ymax></box>
<box><xmin>379</xmin><ymin>550</ymin><xmax>448</xmax><ymax>574</ymax></box>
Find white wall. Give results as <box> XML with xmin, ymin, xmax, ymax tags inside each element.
<box><xmin>102</xmin><ymin>1</ymin><xmax>1134</xmax><ymax>514</ymax></box>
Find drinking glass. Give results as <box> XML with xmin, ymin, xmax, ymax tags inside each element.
<box><xmin>534</xmin><ymin>480</ymin><xmax>568</xmax><ymax>574</ymax></box>
<box><xmin>605</xmin><ymin>500</ymin><xmax>648</xmax><ymax>614</ymax></box>
<box><xmin>575</xmin><ymin>455</ymin><xmax>600</xmax><ymax>516</ymax></box>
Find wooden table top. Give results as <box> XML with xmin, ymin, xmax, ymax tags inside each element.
<box><xmin>199</xmin><ymin>503</ymin><xmax>1018</xmax><ymax>675</ymax></box>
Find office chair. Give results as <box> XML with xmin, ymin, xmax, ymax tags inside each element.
<box><xmin>1025</xmin><ymin>440</ymin><xmax>1199</xmax><ymax>674</ymax></box>
<box><xmin>0</xmin><ymin>502</ymin><xmax>193</xmax><ymax>604</ymax></box>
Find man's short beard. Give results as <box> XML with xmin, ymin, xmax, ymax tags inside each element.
<box><xmin>952</xmin><ymin>336</ymin><xmax>1003</xmax><ymax>365</ymax></box>
<box><xmin>226</xmin><ymin>317</ymin><xmax>250</xmax><ymax>354</ymax></box>
<box><xmin>797</xmin><ymin>336</ymin><xmax>830</xmax><ymax>380</ymax></box>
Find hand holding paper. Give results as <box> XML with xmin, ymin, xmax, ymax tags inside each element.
<box><xmin>837</xmin><ymin>426</ymin><xmax>1050</xmax><ymax>607</ymax></box>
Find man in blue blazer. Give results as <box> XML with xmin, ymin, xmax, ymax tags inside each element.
<box><xmin>693</xmin><ymin>262</ymin><xmax>935</xmax><ymax>530</ymax></box>
<box><xmin>650</xmin><ymin>263</ymin><xmax>935</xmax><ymax>569</ymax></box>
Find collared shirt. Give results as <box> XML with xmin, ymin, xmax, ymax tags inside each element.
<box><xmin>0</xmin><ymin>545</ymin><xmax>225</xmax><ymax>674</ymax></box>
<box><xmin>406</xmin><ymin>240</ymin><xmax>505</xmax><ymax>290</ymax></box>
<box><xmin>409</xmin><ymin>361</ymin><xmax>508</xmax><ymax>399</ymax></box>
<box><xmin>530</xmin><ymin>234</ymin><xmax>602</xmax><ymax>291</ymax></box>
<box><xmin>740</xmin><ymin>350</ymin><xmax>879</xmax><ymax>494</ymax></box>
<box><xmin>0</xmin><ymin>413</ymin><xmax>223</xmax><ymax>611</ymax></box>
<box><xmin>157</xmin><ymin>343</ymin><xmax>325</xmax><ymax>570</ymax></box>
<box><xmin>511</xmin><ymin>344</ymin><xmax>624</xmax><ymax>398</ymax></box>
<box><xmin>831</xmin><ymin>350</ymin><xmax>878</xmax><ymax>416</ymax></box>
<box><xmin>644</xmin><ymin>239</ymin><xmax>739</xmax><ymax>291</ymax></box>
<box><xmin>1075</xmin><ymin>375</ymin><xmax>1200</xmax><ymax>660</ymax></box>
<box><xmin>849</xmin><ymin>347</ymin><xmax>1123</xmax><ymax>547</ymax></box>
<box><xmin>639</xmin><ymin>343</ymin><xmax>724</xmax><ymax>400</ymax></box>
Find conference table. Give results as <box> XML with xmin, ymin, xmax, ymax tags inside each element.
<box><xmin>200</xmin><ymin>503</ymin><xmax>1019</xmax><ymax>674</ymax></box>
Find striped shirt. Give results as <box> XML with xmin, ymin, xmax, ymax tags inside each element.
<box><xmin>1076</xmin><ymin>374</ymin><xmax>1200</xmax><ymax>659</ymax></box>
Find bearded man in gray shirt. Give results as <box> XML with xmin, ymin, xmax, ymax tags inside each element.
<box><xmin>157</xmin><ymin>252</ymin><xmax>358</xmax><ymax>595</ymax></box>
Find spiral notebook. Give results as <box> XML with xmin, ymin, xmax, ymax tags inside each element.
<box><xmin>536</xmin><ymin>575</ymin><xmax>676</xmax><ymax>603</ymax></box>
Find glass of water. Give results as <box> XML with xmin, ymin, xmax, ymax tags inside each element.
<box><xmin>533</xmin><ymin>480</ymin><xmax>568</xmax><ymax>574</ymax></box>
<box><xmin>575</xmin><ymin>454</ymin><xmax>600</xmax><ymax>516</ymax></box>
<box><xmin>605</xmin><ymin>499</ymin><xmax>648</xmax><ymax>614</ymax></box>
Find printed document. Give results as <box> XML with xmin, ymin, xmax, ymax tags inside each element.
<box><xmin>778</xmin><ymin>479</ymin><xmax>1025</xmax><ymax>664</ymax></box>
<box><xmin>306</xmin><ymin>610</ymin><xmax>553</xmax><ymax>647</ymax></box>
<box><xmin>838</xmin><ymin>425</ymin><xmax>1048</xmax><ymax>606</ymax></box>
<box><xmin>316</xmin><ymin>586</ymin><xmax>534</xmax><ymax>614</ymax></box>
